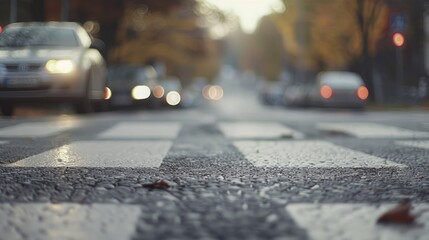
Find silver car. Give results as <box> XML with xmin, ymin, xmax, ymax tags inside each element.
<box><xmin>285</xmin><ymin>71</ymin><xmax>369</xmax><ymax>108</ymax></box>
<box><xmin>0</xmin><ymin>22</ymin><xmax>107</xmax><ymax>116</ymax></box>
<box><xmin>307</xmin><ymin>71</ymin><xmax>369</xmax><ymax>108</ymax></box>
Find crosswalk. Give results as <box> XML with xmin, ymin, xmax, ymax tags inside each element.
<box><xmin>396</xmin><ymin>140</ymin><xmax>429</xmax><ymax>150</ymax></box>
<box><xmin>0</xmin><ymin>202</ymin><xmax>427</xmax><ymax>240</ymax></box>
<box><xmin>317</xmin><ymin>122</ymin><xmax>429</xmax><ymax>139</ymax></box>
<box><xmin>0</xmin><ymin>120</ymin><xmax>80</xmax><ymax>138</ymax></box>
<box><xmin>1</xmin><ymin>121</ymin><xmax>428</xmax><ymax>168</ymax></box>
<box><xmin>97</xmin><ymin>122</ymin><xmax>182</xmax><ymax>139</ymax></box>
<box><xmin>8</xmin><ymin>140</ymin><xmax>172</xmax><ymax>168</ymax></box>
<box><xmin>233</xmin><ymin>140</ymin><xmax>406</xmax><ymax>168</ymax></box>
<box><xmin>287</xmin><ymin>203</ymin><xmax>429</xmax><ymax>240</ymax></box>
<box><xmin>0</xmin><ymin>204</ymin><xmax>141</xmax><ymax>240</ymax></box>
<box><xmin>0</xmin><ymin>120</ymin><xmax>428</xmax><ymax>239</ymax></box>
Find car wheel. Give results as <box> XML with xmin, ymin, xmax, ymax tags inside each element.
<box><xmin>74</xmin><ymin>77</ymin><xmax>93</xmax><ymax>114</ymax></box>
<box><xmin>93</xmin><ymin>99</ymin><xmax>108</xmax><ymax>112</ymax></box>
<box><xmin>1</xmin><ymin>104</ymin><xmax>15</xmax><ymax>117</ymax></box>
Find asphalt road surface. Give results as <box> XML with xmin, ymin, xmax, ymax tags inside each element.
<box><xmin>0</xmin><ymin>81</ymin><xmax>429</xmax><ymax>240</ymax></box>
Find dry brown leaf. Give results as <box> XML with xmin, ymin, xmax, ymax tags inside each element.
<box><xmin>143</xmin><ymin>180</ymin><xmax>170</xmax><ymax>190</ymax></box>
<box><xmin>377</xmin><ymin>199</ymin><xmax>419</xmax><ymax>225</ymax></box>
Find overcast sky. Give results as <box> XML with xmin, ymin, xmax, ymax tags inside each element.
<box><xmin>203</xmin><ymin>0</ymin><xmax>285</xmax><ymax>33</ymax></box>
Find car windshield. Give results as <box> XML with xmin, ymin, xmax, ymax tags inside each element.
<box><xmin>319</xmin><ymin>72</ymin><xmax>363</xmax><ymax>89</ymax></box>
<box><xmin>0</xmin><ymin>26</ymin><xmax>79</xmax><ymax>47</ymax></box>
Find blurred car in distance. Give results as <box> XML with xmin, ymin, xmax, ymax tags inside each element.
<box><xmin>0</xmin><ymin>22</ymin><xmax>107</xmax><ymax>116</ymax></box>
<box><xmin>308</xmin><ymin>71</ymin><xmax>369</xmax><ymax>108</ymax></box>
<box><xmin>284</xmin><ymin>71</ymin><xmax>368</xmax><ymax>108</ymax></box>
<box><xmin>259</xmin><ymin>78</ymin><xmax>292</xmax><ymax>106</ymax></box>
<box><xmin>180</xmin><ymin>77</ymin><xmax>208</xmax><ymax>108</ymax></box>
<box><xmin>106</xmin><ymin>65</ymin><xmax>158</xmax><ymax>109</ymax></box>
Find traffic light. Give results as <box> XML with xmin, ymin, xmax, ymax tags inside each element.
<box><xmin>393</xmin><ymin>32</ymin><xmax>405</xmax><ymax>47</ymax></box>
<box><xmin>0</xmin><ymin>25</ymin><xmax>2</xmax><ymax>33</ymax></box>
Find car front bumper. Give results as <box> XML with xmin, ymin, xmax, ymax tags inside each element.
<box><xmin>0</xmin><ymin>71</ymin><xmax>86</xmax><ymax>103</ymax></box>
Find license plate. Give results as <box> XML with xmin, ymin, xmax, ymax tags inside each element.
<box><xmin>5</xmin><ymin>78</ymin><xmax>40</xmax><ymax>88</ymax></box>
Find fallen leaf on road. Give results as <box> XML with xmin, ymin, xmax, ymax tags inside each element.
<box><xmin>143</xmin><ymin>180</ymin><xmax>170</xmax><ymax>189</ymax></box>
<box><xmin>377</xmin><ymin>199</ymin><xmax>420</xmax><ymax>225</ymax></box>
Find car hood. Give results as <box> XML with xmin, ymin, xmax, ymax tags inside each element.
<box><xmin>0</xmin><ymin>47</ymin><xmax>84</xmax><ymax>63</ymax></box>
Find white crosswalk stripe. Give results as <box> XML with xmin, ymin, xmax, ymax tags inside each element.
<box><xmin>317</xmin><ymin>123</ymin><xmax>429</xmax><ymax>138</ymax></box>
<box><xmin>219</xmin><ymin>122</ymin><xmax>304</xmax><ymax>139</ymax></box>
<box><xmin>8</xmin><ymin>140</ymin><xmax>172</xmax><ymax>168</ymax></box>
<box><xmin>0</xmin><ymin>121</ymin><xmax>79</xmax><ymax>138</ymax></box>
<box><xmin>234</xmin><ymin>140</ymin><xmax>406</xmax><ymax>168</ymax></box>
<box><xmin>286</xmin><ymin>203</ymin><xmax>429</xmax><ymax>240</ymax></box>
<box><xmin>0</xmin><ymin>141</ymin><xmax>7</xmax><ymax>144</ymax></box>
<box><xmin>396</xmin><ymin>140</ymin><xmax>429</xmax><ymax>150</ymax></box>
<box><xmin>0</xmin><ymin>203</ymin><xmax>141</xmax><ymax>240</ymax></box>
<box><xmin>98</xmin><ymin>122</ymin><xmax>182</xmax><ymax>139</ymax></box>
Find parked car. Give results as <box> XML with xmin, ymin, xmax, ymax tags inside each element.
<box><xmin>283</xmin><ymin>81</ymin><xmax>312</xmax><ymax>107</ymax></box>
<box><xmin>259</xmin><ymin>79</ymin><xmax>291</xmax><ymax>106</ymax></box>
<box><xmin>308</xmin><ymin>71</ymin><xmax>369</xmax><ymax>108</ymax></box>
<box><xmin>106</xmin><ymin>65</ymin><xmax>159</xmax><ymax>109</ymax></box>
<box><xmin>284</xmin><ymin>71</ymin><xmax>369</xmax><ymax>108</ymax></box>
<box><xmin>0</xmin><ymin>22</ymin><xmax>107</xmax><ymax>116</ymax></box>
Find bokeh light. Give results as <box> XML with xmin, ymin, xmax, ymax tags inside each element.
<box><xmin>153</xmin><ymin>85</ymin><xmax>165</xmax><ymax>99</ymax></box>
<box><xmin>166</xmin><ymin>91</ymin><xmax>181</xmax><ymax>106</ymax></box>
<box><xmin>203</xmin><ymin>85</ymin><xmax>224</xmax><ymax>101</ymax></box>
<box><xmin>131</xmin><ymin>85</ymin><xmax>151</xmax><ymax>100</ymax></box>
<box><xmin>104</xmin><ymin>87</ymin><xmax>112</xmax><ymax>100</ymax></box>
<box><xmin>320</xmin><ymin>85</ymin><xmax>333</xmax><ymax>99</ymax></box>
<box><xmin>357</xmin><ymin>86</ymin><xmax>369</xmax><ymax>100</ymax></box>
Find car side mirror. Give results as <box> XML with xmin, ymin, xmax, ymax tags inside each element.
<box><xmin>90</xmin><ymin>38</ymin><xmax>105</xmax><ymax>52</ymax></box>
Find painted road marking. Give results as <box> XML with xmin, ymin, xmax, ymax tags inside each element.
<box><xmin>0</xmin><ymin>121</ymin><xmax>78</xmax><ymax>138</ymax></box>
<box><xmin>0</xmin><ymin>141</ymin><xmax>7</xmax><ymax>144</ymax></box>
<box><xmin>0</xmin><ymin>203</ymin><xmax>141</xmax><ymax>240</ymax></box>
<box><xmin>219</xmin><ymin>122</ymin><xmax>304</xmax><ymax>139</ymax></box>
<box><xmin>8</xmin><ymin>140</ymin><xmax>172</xmax><ymax>168</ymax></box>
<box><xmin>98</xmin><ymin>122</ymin><xmax>181</xmax><ymax>139</ymax></box>
<box><xmin>396</xmin><ymin>140</ymin><xmax>429</xmax><ymax>150</ymax></box>
<box><xmin>234</xmin><ymin>140</ymin><xmax>406</xmax><ymax>168</ymax></box>
<box><xmin>318</xmin><ymin>123</ymin><xmax>429</xmax><ymax>138</ymax></box>
<box><xmin>286</xmin><ymin>203</ymin><xmax>429</xmax><ymax>240</ymax></box>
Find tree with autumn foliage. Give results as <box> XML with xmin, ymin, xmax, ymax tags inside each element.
<box><xmin>109</xmin><ymin>0</ymin><xmax>221</xmax><ymax>85</ymax></box>
<box><xmin>272</xmin><ymin>0</ymin><xmax>389</xmax><ymax>94</ymax></box>
<box><xmin>253</xmin><ymin>15</ymin><xmax>284</xmax><ymax>82</ymax></box>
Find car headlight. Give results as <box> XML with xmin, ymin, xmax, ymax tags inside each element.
<box><xmin>131</xmin><ymin>85</ymin><xmax>151</xmax><ymax>100</ymax></box>
<box><xmin>45</xmin><ymin>60</ymin><xmax>75</xmax><ymax>74</ymax></box>
<box><xmin>166</xmin><ymin>91</ymin><xmax>181</xmax><ymax>106</ymax></box>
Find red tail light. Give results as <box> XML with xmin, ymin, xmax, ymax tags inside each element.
<box><xmin>320</xmin><ymin>85</ymin><xmax>333</xmax><ymax>99</ymax></box>
<box><xmin>357</xmin><ymin>86</ymin><xmax>369</xmax><ymax>100</ymax></box>
<box><xmin>104</xmin><ymin>87</ymin><xmax>112</xmax><ymax>100</ymax></box>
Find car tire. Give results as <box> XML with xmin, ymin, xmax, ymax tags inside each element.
<box><xmin>74</xmin><ymin>76</ymin><xmax>93</xmax><ymax>114</ymax></box>
<box><xmin>93</xmin><ymin>99</ymin><xmax>108</xmax><ymax>112</ymax></box>
<box><xmin>1</xmin><ymin>104</ymin><xmax>15</xmax><ymax>117</ymax></box>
